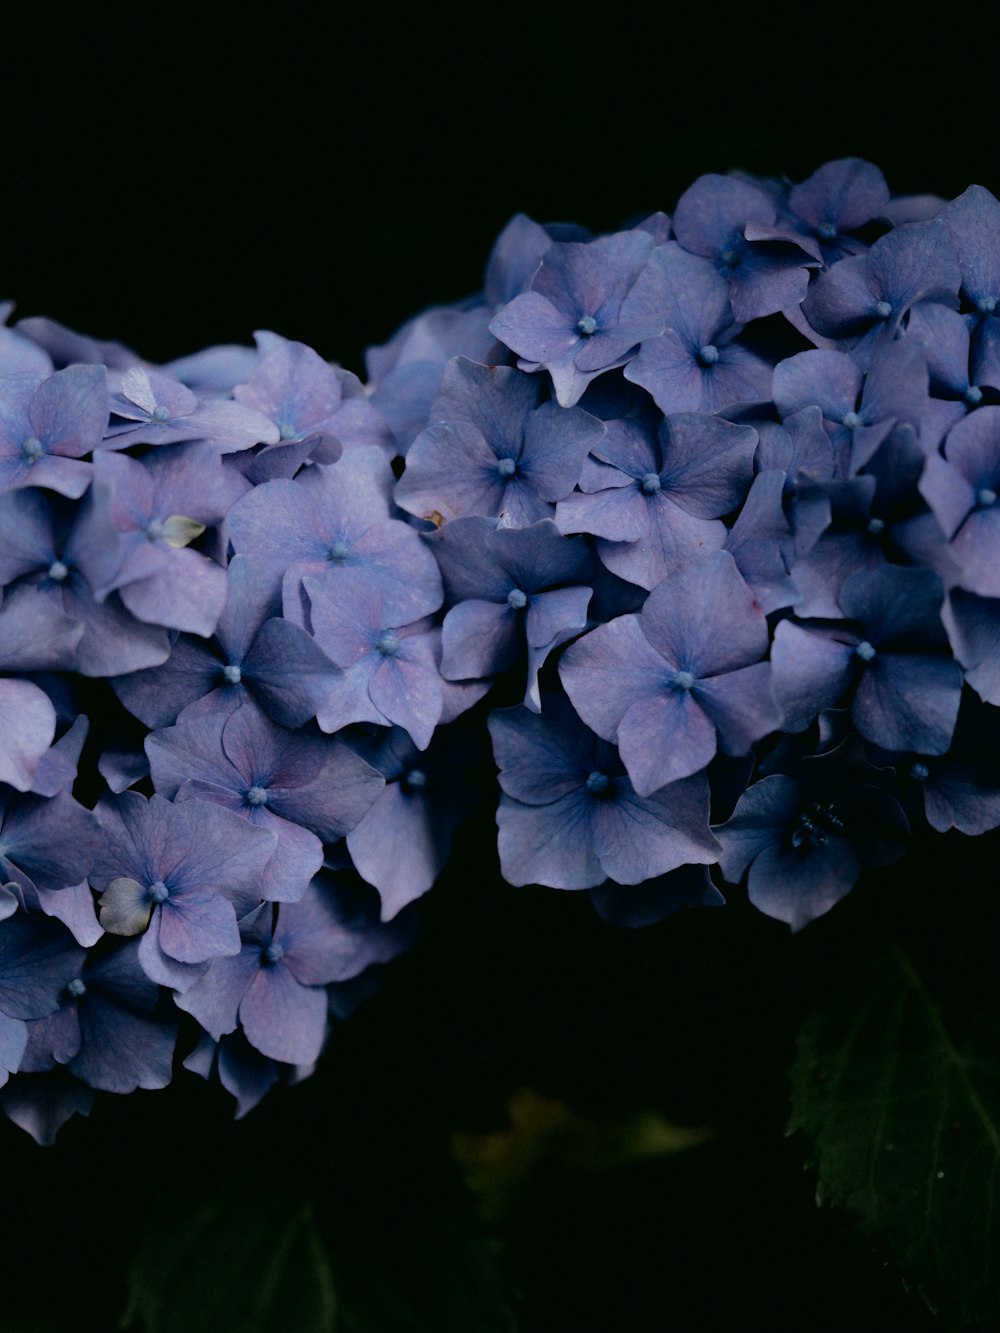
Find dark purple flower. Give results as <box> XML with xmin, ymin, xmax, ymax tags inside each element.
<box><xmin>426</xmin><ymin>516</ymin><xmax>594</xmax><ymax>709</ymax></box>
<box><xmin>0</xmin><ymin>487</ymin><xmax>172</xmax><ymax>676</ymax></box>
<box><xmin>59</xmin><ymin>939</ymin><xmax>178</xmax><ymax>1095</ymax></box>
<box><xmin>394</xmin><ymin>357</ymin><xmax>604</xmax><ymax>527</ymax></box>
<box><xmin>671</xmin><ymin>173</ymin><xmax>821</xmax><ymax>322</ymax></box>
<box><xmin>555</xmin><ymin>412</ymin><xmax>757</xmax><ymax>590</ymax></box>
<box><xmin>91</xmin><ymin>792</ymin><xmax>276</xmax><ymax>989</ymax></box>
<box><xmin>88</xmin><ymin>445</ymin><xmax>234</xmax><ymax>636</ymax></box>
<box><xmin>623</xmin><ymin>244</ymin><xmax>772</xmax><ymax>413</ymax></box>
<box><xmin>489</xmin><ymin>696</ymin><xmax>719</xmax><ymax>889</ymax></box>
<box><xmin>560</xmin><ymin>552</ymin><xmax>780</xmax><ymax>795</ymax></box>
<box><xmin>105</xmin><ymin>365</ymin><xmax>278</xmax><ymax>452</ymax></box>
<box><xmin>788</xmin><ymin>425</ymin><xmax>928</xmax><ymax>618</ymax></box>
<box><xmin>0</xmin><ymin>364</ymin><xmax>108</xmax><ymax>498</ymax></box>
<box><xmin>772</xmin><ymin>336</ymin><xmax>928</xmax><ymax>475</ymax></box>
<box><xmin>783</xmin><ymin>158</ymin><xmax>890</xmax><ymax>264</ymax></box>
<box><xmin>111</xmin><ymin>554</ymin><xmax>340</xmax><ymax>729</ymax></box>
<box><xmin>344</xmin><ymin>725</ymin><xmax>481</xmax><ymax>919</ymax></box>
<box><xmin>919</xmin><ymin>405</ymin><xmax>1000</xmax><ymax>597</ymax></box>
<box><xmin>145</xmin><ymin>702</ymin><xmax>384</xmax><ymax>902</ymax></box>
<box><xmin>715</xmin><ymin>739</ymin><xmax>909</xmax><ymax>930</ymax></box>
<box><xmin>0</xmin><ymin>788</ymin><xmax>102</xmax><ymax>898</ymax></box>
<box><xmin>177</xmin><ymin>878</ymin><xmax>414</xmax><ymax>1064</ymax></box>
<box><xmin>228</xmin><ymin>446</ymin><xmax>442</xmax><ymax>626</ymax></box>
<box><xmin>770</xmin><ymin>564</ymin><xmax>963</xmax><ymax>754</ymax></box>
<box><xmin>489</xmin><ymin>229</ymin><xmax>661</xmax><ymax>406</ymax></box>
<box><xmin>305</xmin><ymin>580</ymin><xmax>444</xmax><ymax>750</ymax></box>
<box><xmin>801</xmin><ymin>220</ymin><xmax>961</xmax><ymax>366</ymax></box>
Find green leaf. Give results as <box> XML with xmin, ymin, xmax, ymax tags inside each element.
<box><xmin>122</xmin><ymin>1183</ymin><xmax>514</xmax><ymax>1333</ymax></box>
<box><xmin>121</xmin><ymin>1193</ymin><xmax>336</xmax><ymax>1333</ymax></box>
<box><xmin>789</xmin><ymin>947</ymin><xmax>1000</xmax><ymax>1326</ymax></box>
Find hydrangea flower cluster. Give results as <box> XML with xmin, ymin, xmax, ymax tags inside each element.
<box><xmin>4</xmin><ymin>160</ymin><xmax>1000</xmax><ymax>1141</ymax></box>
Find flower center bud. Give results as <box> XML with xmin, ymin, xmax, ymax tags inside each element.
<box><xmin>978</xmin><ymin>296</ymin><xmax>997</xmax><ymax>314</ymax></box>
<box><xmin>672</xmin><ymin>669</ymin><xmax>696</xmax><ymax>691</ymax></box>
<box><xmin>977</xmin><ymin>488</ymin><xmax>997</xmax><ymax>508</ymax></box>
<box><xmin>403</xmin><ymin>768</ymin><xmax>427</xmax><ymax>793</ymax></box>
<box><xmin>278</xmin><ymin>421</ymin><xmax>298</xmax><ymax>440</ymax></box>
<box><xmin>866</xmin><ymin>517</ymin><xmax>885</xmax><ymax>536</ymax></box>
<box><xmin>148</xmin><ymin>880</ymin><xmax>170</xmax><ymax>904</ymax></box>
<box><xmin>697</xmin><ymin>344</ymin><xmax>720</xmax><ymax>367</ymax></box>
<box><xmin>910</xmin><ymin>761</ymin><xmax>930</xmax><ymax>781</ymax></box>
<box><xmin>66</xmin><ymin>978</ymin><xmax>87</xmax><ymax>999</ymax></box>
<box><xmin>965</xmin><ymin>385</ymin><xmax>983</xmax><ymax>406</ymax></box>
<box><xmin>222</xmin><ymin>663</ymin><xmax>242</xmax><ymax>684</ymax></box>
<box><xmin>507</xmin><ymin>588</ymin><xmax>528</xmax><ymax>610</ymax></box>
<box><xmin>47</xmin><ymin>560</ymin><xmax>69</xmax><ymax>582</ymax></box>
<box><xmin>328</xmin><ymin>540</ymin><xmax>350</xmax><ymax>562</ymax></box>
<box><xmin>854</xmin><ymin>640</ymin><xmax>877</xmax><ymax>662</ymax></box>
<box><xmin>262</xmin><ymin>942</ymin><xmax>284</xmax><ymax>965</ymax></box>
<box><xmin>791</xmin><ymin>800</ymin><xmax>845</xmax><ymax>849</ymax></box>
<box><xmin>721</xmin><ymin>248</ymin><xmax>740</xmax><ymax>268</ymax></box>
<box><xmin>842</xmin><ymin>411</ymin><xmax>862</xmax><ymax>429</ymax></box>
<box><xmin>376</xmin><ymin>630</ymin><xmax>401</xmax><ymax>657</ymax></box>
<box><xmin>585</xmin><ymin>770</ymin><xmax>610</xmax><ymax>796</ymax></box>
<box><xmin>791</xmin><ymin>813</ymin><xmax>825</xmax><ymax>848</ymax></box>
<box><xmin>874</xmin><ymin>300</ymin><xmax>893</xmax><ymax>319</ymax></box>
<box><xmin>21</xmin><ymin>436</ymin><xmax>43</xmax><ymax>461</ymax></box>
<box><xmin>245</xmin><ymin>785</ymin><xmax>268</xmax><ymax>807</ymax></box>
<box><xmin>497</xmin><ymin>457</ymin><xmax>517</xmax><ymax>478</ymax></box>
<box><xmin>576</xmin><ymin>315</ymin><xmax>598</xmax><ymax>336</ymax></box>
<box><xmin>151</xmin><ymin>404</ymin><xmax>171</xmax><ymax>422</ymax></box>
<box><xmin>640</xmin><ymin>472</ymin><xmax>661</xmax><ymax>495</ymax></box>
<box><xmin>817</xmin><ymin>221</ymin><xmax>838</xmax><ymax>240</ymax></box>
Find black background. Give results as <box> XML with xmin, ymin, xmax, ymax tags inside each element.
<box><xmin>7</xmin><ymin>12</ymin><xmax>999</xmax><ymax>375</ymax></box>
<box><xmin>3</xmin><ymin>9</ymin><xmax>999</xmax><ymax>1331</ymax></box>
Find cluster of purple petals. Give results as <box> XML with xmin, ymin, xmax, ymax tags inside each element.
<box><xmin>5</xmin><ymin>160</ymin><xmax>1000</xmax><ymax>1139</ymax></box>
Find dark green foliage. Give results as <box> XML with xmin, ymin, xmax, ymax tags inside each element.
<box><xmin>121</xmin><ymin>1185</ymin><xmax>513</xmax><ymax>1333</ymax></box>
<box><xmin>122</xmin><ymin>1194</ymin><xmax>336</xmax><ymax>1333</ymax></box>
<box><xmin>789</xmin><ymin>948</ymin><xmax>1000</xmax><ymax>1327</ymax></box>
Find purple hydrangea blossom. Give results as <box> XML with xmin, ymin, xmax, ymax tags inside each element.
<box><xmin>110</xmin><ymin>554</ymin><xmax>340</xmax><ymax>729</ymax></box>
<box><xmin>87</xmin><ymin>445</ymin><xmax>234</xmax><ymax>636</ymax></box>
<box><xmin>425</xmin><ymin>515</ymin><xmax>594</xmax><ymax>710</ymax></box>
<box><xmin>394</xmin><ymin>357</ymin><xmax>605</xmax><ymax>527</ymax></box>
<box><xmin>104</xmin><ymin>365</ymin><xmax>279</xmax><ymax>453</ymax></box>
<box><xmin>176</xmin><ymin>875</ymin><xmax>415</xmax><ymax>1064</ymax></box>
<box><xmin>305</xmin><ymin>578</ymin><xmax>444</xmax><ymax>750</ymax></box>
<box><xmin>801</xmin><ymin>220</ymin><xmax>961</xmax><ymax>366</ymax></box>
<box><xmin>0</xmin><ymin>364</ymin><xmax>107</xmax><ymax>498</ymax></box>
<box><xmin>554</xmin><ymin>412</ymin><xmax>757</xmax><ymax>590</ymax></box>
<box><xmin>918</xmin><ymin>405</ymin><xmax>1000</xmax><ymax>597</ymax></box>
<box><xmin>91</xmin><ymin>792</ymin><xmax>276</xmax><ymax>989</ymax></box>
<box><xmin>343</xmin><ymin>725</ymin><xmax>481</xmax><ymax>920</ymax></box>
<box><xmin>489</xmin><ymin>696</ymin><xmax>719</xmax><ymax>889</ymax></box>
<box><xmin>0</xmin><ymin>487</ymin><xmax>172</xmax><ymax>675</ymax></box>
<box><xmin>488</xmin><ymin>229</ymin><xmax>662</xmax><ymax>406</ymax></box>
<box><xmin>8</xmin><ymin>158</ymin><xmax>1000</xmax><ymax>1139</ymax></box>
<box><xmin>228</xmin><ymin>445</ymin><xmax>442</xmax><ymax>626</ymax></box>
<box><xmin>715</xmin><ymin>738</ymin><xmax>909</xmax><ymax>930</ymax></box>
<box><xmin>770</xmin><ymin>565</ymin><xmax>963</xmax><ymax>754</ymax></box>
<box><xmin>145</xmin><ymin>702</ymin><xmax>384</xmax><ymax>901</ymax></box>
<box><xmin>560</xmin><ymin>552</ymin><xmax>780</xmax><ymax>794</ymax></box>
<box><xmin>782</xmin><ymin>157</ymin><xmax>890</xmax><ymax>265</ymax></box>
<box><xmin>671</xmin><ymin>173</ymin><xmax>822</xmax><ymax>322</ymax></box>
<box><xmin>622</xmin><ymin>243</ymin><xmax>773</xmax><ymax>413</ymax></box>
